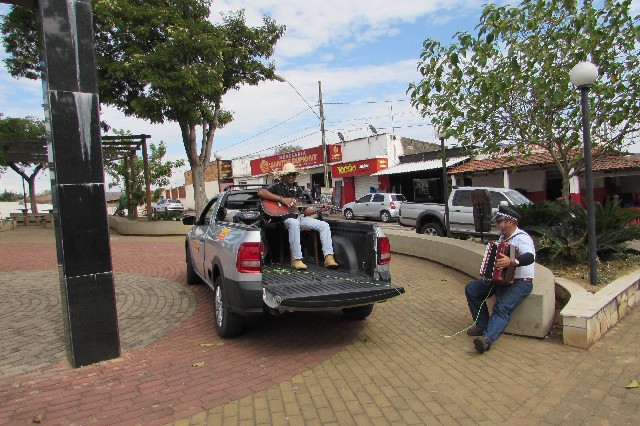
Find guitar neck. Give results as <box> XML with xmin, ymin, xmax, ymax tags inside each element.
<box><xmin>262</xmin><ymin>199</ymin><xmax>340</xmax><ymax>217</ymax></box>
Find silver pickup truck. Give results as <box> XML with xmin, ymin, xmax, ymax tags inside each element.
<box><xmin>398</xmin><ymin>186</ymin><xmax>532</xmax><ymax>237</ymax></box>
<box><xmin>183</xmin><ymin>186</ymin><xmax>404</xmax><ymax>337</ymax></box>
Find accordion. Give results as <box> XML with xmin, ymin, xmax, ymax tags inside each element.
<box><xmin>480</xmin><ymin>242</ymin><xmax>519</xmax><ymax>285</ymax></box>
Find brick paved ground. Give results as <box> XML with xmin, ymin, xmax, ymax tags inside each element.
<box><xmin>1</xmin><ymin>227</ymin><xmax>639</xmax><ymax>425</ymax></box>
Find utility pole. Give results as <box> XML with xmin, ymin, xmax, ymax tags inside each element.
<box><xmin>318</xmin><ymin>81</ymin><xmax>329</xmax><ymax>188</ymax></box>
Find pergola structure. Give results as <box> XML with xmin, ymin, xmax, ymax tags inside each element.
<box><xmin>1</xmin><ymin>135</ymin><xmax>155</xmax><ymax>220</ymax></box>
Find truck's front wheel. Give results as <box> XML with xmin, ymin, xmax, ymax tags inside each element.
<box><xmin>418</xmin><ymin>222</ymin><xmax>444</xmax><ymax>237</ymax></box>
<box><xmin>344</xmin><ymin>209</ymin><xmax>354</xmax><ymax>220</ymax></box>
<box><xmin>214</xmin><ymin>276</ymin><xmax>243</xmax><ymax>337</ymax></box>
<box><xmin>342</xmin><ymin>304</ymin><xmax>374</xmax><ymax>320</ymax></box>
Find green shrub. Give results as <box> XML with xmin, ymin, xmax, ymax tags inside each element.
<box><xmin>515</xmin><ymin>199</ymin><xmax>640</xmax><ymax>261</ymax></box>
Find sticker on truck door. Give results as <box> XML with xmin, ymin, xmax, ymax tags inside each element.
<box><xmin>215</xmin><ymin>227</ymin><xmax>231</xmax><ymax>241</ymax></box>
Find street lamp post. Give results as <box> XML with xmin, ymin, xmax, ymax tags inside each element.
<box><xmin>570</xmin><ymin>61</ymin><xmax>599</xmax><ymax>285</ymax></box>
<box><xmin>436</xmin><ymin>128</ymin><xmax>450</xmax><ymax>237</ymax></box>
<box><xmin>214</xmin><ymin>152</ymin><xmax>223</xmax><ymax>194</ymax></box>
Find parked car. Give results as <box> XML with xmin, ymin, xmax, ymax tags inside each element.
<box><xmin>154</xmin><ymin>198</ymin><xmax>184</xmax><ymax>213</ymax></box>
<box><xmin>398</xmin><ymin>186</ymin><xmax>532</xmax><ymax>237</ymax></box>
<box><xmin>183</xmin><ymin>186</ymin><xmax>404</xmax><ymax>337</ymax></box>
<box><xmin>342</xmin><ymin>193</ymin><xmax>407</xmax><ymax>223</ymax></box>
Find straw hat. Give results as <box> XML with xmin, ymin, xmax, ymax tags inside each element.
<box><xmin>275</xmin><ymin>162</ymin><xmax>305</xmax><ymax>177</ymax></box>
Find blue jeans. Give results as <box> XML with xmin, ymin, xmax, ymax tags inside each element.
<box><xmin>465</xmin><ymin>278</ymin><xmax>533</xmax><ymax>345</ymax></box>
<box><xmin>284</xmin><ymin>216</ymin><xmax>334</xmax><ymax>260</ymax></box>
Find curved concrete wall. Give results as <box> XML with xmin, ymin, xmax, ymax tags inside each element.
<box><xmin>384</xmin><ymin>229</ymin><xmax>555</xmax><ymax>338</ymax></box>
<box><xmin>108</xmin><ymin>216</ymin><xmax>191</xmax><ymax>236</ymax></box>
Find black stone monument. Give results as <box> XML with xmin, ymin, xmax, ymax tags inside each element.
<box><xmin>1</xmin><ymin>0</ymin><xmax>121</xmax><ymax>367</ymax></box>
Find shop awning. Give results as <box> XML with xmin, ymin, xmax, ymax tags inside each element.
<box><xmin>372</xmin><ymin>156</ymin><xmax>469</xmax><ymax>176</ymax></box>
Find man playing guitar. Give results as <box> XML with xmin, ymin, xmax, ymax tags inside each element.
<box><xmin>257</xmin><ymin>162</ymin><xmax>338</xmax><ymax>270</ymax></box>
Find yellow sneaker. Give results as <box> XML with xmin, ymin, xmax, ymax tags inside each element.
<box><xmin>291</xmin><ymin>259</ymin><xmax>308</xmax><ymax>270</ymax></box>
<box><xmin>324</xmin><ymin>254</ymin><xmax>338</xmax><ymax>269</ymax></box>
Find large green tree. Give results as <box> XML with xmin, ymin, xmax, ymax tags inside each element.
<box><xmin>0</xmin><ymin>114</ymin><xmax>46</xmax><ymax>213</ymax></box>
<box><xmin>408</xmin><ymin>0</ymin><xmax>640</xmax><ymax>200</ymax></box>
<box><xmin>2</xmin><ymin>1</ymin><xmax>285</xmax><ymax>215</ymax></box>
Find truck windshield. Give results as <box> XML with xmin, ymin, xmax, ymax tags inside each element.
<box><xmin>504</xmin><ymin>190</ymin><xmax>532</xmax><ymax>205</ymax></box>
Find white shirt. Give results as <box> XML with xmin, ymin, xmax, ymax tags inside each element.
<box><xmin>499</xmin><ymin>227</ymin><xmax>536</xmax><ymax>280</ymax></box>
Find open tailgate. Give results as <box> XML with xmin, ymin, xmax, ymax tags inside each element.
<box><xmin>262</xmin><ymin>264</ymin><xmax>404</xmax><ymax>310</ymax></box>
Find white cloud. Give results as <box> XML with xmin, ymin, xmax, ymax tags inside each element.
<box><xmin>0</xmin><ymin>0</ymin><xmax>477</xmax><ymax>195</ymax></box>
<box><xmin>211</xmin><ymin>0</ymin><xmax>482</xmax><ymax>58</ymax></box>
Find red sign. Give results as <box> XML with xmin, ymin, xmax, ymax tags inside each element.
<box><xmin>332</xmin><ymin>158</ymin><xmax>388</xmax><ymax>178</ymax></box>
<box><xmin>250</xmin><ymin>145</ymin><xmax>342</xmax><ymax>175</ymax></box>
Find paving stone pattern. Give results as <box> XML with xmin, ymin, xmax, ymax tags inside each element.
<box><xmin>0</xmin><ymin>228</ymin><xmax>639</xmax><ymax>425</ymax></box>
<box><xmin>0</xmin><ymin>270</ymin><xmax>196</xmax><ymax>380</ymax></box>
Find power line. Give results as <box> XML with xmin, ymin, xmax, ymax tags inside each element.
<box><xmin>323</xmin><ymin>99</ymin><xmax>410</xmax><ymax>105</ymax></box>
<box><xmin>285</xmin><ymin>80</ymin><xmax>321</xmax><ymax>120</ymax></box>
<box><xmin>236</xmin><ymin>130</ymin><xmax>321</xmax><ymax>158</ymax></box>
<box><xmin>218</xmin><ymin>107</ymin><xmax>313</xmax><ymax>152</ymax></box>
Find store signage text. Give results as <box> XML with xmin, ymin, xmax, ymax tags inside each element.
<box><xmin>250</xmin><ymin>144</ymin><xmax>342</xmax><ymax>175</ymax></box>
<box><xmin>332</xmin><ymin>158</ymin><xmax>388</xmax><ymax>178</ymax></box>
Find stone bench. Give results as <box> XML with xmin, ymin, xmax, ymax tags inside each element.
<box><xmin>9</xmin><ymin>212</ymin><xmax>47</xmax><ymax>226</ymax></box>
<box><xmin>384</xmin><ymin>229</ymin><xmax>555</xmax><ymax>338</ymax></box>
<box><xmin>0</xmin><ymin>218</ymin><xmax>18</xmax><ymax>232</ymax></box>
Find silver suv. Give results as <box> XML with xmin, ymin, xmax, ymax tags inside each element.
<box><xmin>342</xmin><ymin>193</ymin><xmax>407</xmax><ymax>222</ymax></box>
<box><xmin>154</xmin><ymin>198</ymin><xmax>184</xmax><ymax>213</ymax></box>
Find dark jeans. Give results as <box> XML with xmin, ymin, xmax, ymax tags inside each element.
<box><xmin>465</xmin><ymin>278</ymin><xmax>533</xmax><ymax>344</ymax></box>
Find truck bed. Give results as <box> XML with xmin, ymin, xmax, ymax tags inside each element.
<box><xmin>262</xmin><ymin>263</ymin><xmax>404</xmax><ymax>309</ymax></box>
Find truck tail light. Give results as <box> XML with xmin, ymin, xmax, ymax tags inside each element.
<box><xmin>378</xmin><ymin>236</ymin><xmax>391</xmax><ymax>265</ymax></box>
<box><xmin>237</xmin><ymin>242</ymin><xmax>262</xmax><ymax>273</ymax></box>
<box><xmin>390</xmin><ymin>201</ymin><xmax>396</xmax><ymax>209</ymax></box>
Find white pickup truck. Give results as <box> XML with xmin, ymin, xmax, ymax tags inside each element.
<box><xmin>183</xmin><ymin>186</ymin><xmax>404</xmax><ymax>338</ymax></box>
<box><xmin>398</xmin><ymin>186</ymin><xmax>532</xmax><ymax>237</ymax></box>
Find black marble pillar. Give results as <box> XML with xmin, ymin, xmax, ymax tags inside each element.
<box><xmin>37</xmin><ymin>0</ymin><xmax>120</xmax><ymax>367</ymax></box>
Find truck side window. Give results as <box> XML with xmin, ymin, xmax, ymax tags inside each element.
<box><xmin>356</xmin><ymin>195</ymin><xmax>371</xmax><ymax>203</ymax></box>
<box><xmin>489</xmin><ymin>192</ymin><xmax>508</xmax><ymax>208</ymax></box>
<box><xmin>452</xmin><ymin>190</ymin><xmax>472</xmax><ymax>207</ymax></box>
<box><xmin>372</xmin><ymin>194</ymin><xmax>384</xmax><ymax>202</ymax></box>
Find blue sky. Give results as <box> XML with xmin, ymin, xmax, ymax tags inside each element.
<box><xmin>1</xmin><ymin>0</ymin><xmax>638</xmax><ymax>194</ymax></box>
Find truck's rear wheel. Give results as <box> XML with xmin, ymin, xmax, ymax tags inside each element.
<box><xmin>380</xmin><ymin>210</ymin><xmax>391</xmax><ymax>222</ymax></box>
<box><xmin>342</xmin><ymin>304</ymin><xmax>374</xmax><ymax>320</ymax></box>
<box><xmin>418</xmin><ymin>222</ymin><xmax>444</xmax><ymax>237</ymax></box>
<box><xmin>185</xmin><ymin>249</ymin><xmax>201</xmax><ymax>284</ymax></box>
<box><xmin>214</xmin><ymin>276</ymin><xmax>243</xmax><ymax>337</ymax></box>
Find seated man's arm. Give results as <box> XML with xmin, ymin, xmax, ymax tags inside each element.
<box><xmin>257</xmin><ymin>188</ymin><xmax>280</xmax><ymax>202</ymax></box>
<box><xmin>515</xmin><ymin>235</ymin><xmax>536</xmax><ymax>266</ymax></box>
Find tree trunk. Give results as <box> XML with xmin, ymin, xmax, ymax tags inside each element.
<box><xmin>561</xmin><ymin>177</ymin><xmax>571</xmax><ymax>203</ymax></box>
<box><xmin>180</xmin><ymin>122</ymin><xmax>206</xmax><ymax>216</ymax></box>
<box><xmin>180</xmin><ymin>109</ymin><xmax>220</xmax><ymax>217</ymax></box>
<box><xmin>28</xmin><ymin>175</ymin><xmax>38</xmax><ymax>214</ymax></box>
<box><xmin>192</xmin><ymin>161</ymin><xmax>207</xmax><ymax>215</ymax></box>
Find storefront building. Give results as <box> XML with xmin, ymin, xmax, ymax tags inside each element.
<box><xmin>175</xmin><ymin>133</ymin><xmax>438</xmax><ymax>208</ymax></box>
<box><xmin>448</xmin><ymin>151</ymin><xmax>640</xmax><ymax>205</ymax></box>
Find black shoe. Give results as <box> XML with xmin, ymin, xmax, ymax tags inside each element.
<box><xmin>474</xmin><ymin>336</ymin><xmax>491</xmax><ymax>354</ymax></box>
<box><xmin>466</xmin><ymin>325</ymin><xmax>485</xmax><ymax>336</ymax></box>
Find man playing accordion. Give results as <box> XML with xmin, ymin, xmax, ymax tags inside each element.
<box><xmin>465</xmin><ymin>204</ymin><xmax>536</xmax><ymax>354</ymax></box>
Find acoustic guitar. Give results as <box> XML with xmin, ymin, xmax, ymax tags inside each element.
<box><xmin>261</xmin><ymin>199</ymin><xmax>338</xmax><ymax>221</ymax></box>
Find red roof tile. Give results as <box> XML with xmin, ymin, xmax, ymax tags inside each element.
<box><xmin>449</xmin><ymin>152</ymin><xmax>640</xmax><ymax>174</ymax></box>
